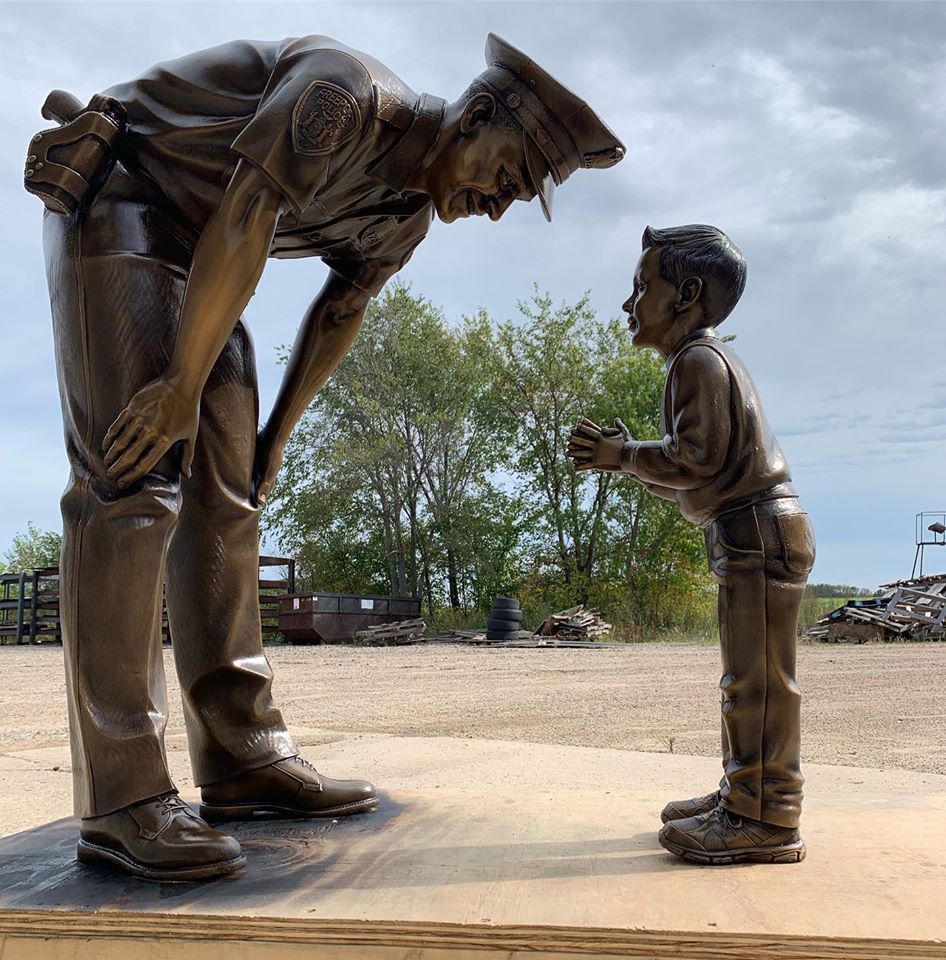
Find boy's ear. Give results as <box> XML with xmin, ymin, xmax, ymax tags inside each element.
<box><xmin>675</xmin><ymin>276</ymin><xmax>703</xmax><ymax>312</ymax></box>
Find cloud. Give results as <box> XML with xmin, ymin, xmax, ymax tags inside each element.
<box><xmin>2</xmin><ymin>1</ymin><xmax>945</xmax><ymax>588</ymax></box>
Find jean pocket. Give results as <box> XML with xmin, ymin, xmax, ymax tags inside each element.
<box><xmin>775</xmin><ymin>512</ymin><xmax>816</xmax><ymax>576</ymax></box>
<box><xmin>713</xmin><ymin>509</ymin><xmax>765</xmax><ymax>557</ymax></box>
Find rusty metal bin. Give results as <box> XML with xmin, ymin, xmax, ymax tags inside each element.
<box><xmin>278</xmin><ymin>593</ymin><xmax>421</xmax><ymax>644</ymax></box>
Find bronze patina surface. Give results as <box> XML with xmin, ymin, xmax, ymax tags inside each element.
<box><xmin>568</xmin><ymin>225</ymin><xmax>815</xmax><ymax>865</ymax></box>
<box><xmin>28</xmin><ymin>33</ymin><xmax>623</xmax><ymax>879</ymax></box>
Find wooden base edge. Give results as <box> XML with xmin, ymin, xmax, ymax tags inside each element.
<box><xmin>0</xmin><ymin>911</ymin><xmax>943</xmax><ymax>960</ymax></box>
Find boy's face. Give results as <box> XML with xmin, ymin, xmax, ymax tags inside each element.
<box><xmin>622</xmin><ymin>247</ymin><xmax>684</xmax><ymax>357</ymax></box>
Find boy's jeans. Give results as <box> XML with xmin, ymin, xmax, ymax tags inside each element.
<box><xmin>704</xmin><ymin>497</ymin><xmax>816</xmax><ymax>828</ymax></box>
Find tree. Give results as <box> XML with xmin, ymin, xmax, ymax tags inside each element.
<box><xmin>491</xmin><ymin>291</ymin><xmax>711</xmax><ymax>627</ymax></box>
<box><xmin>267</xmin><ymin>282</ymin><xmax>716</xmax><ymax>636</ymax></box>
<box><xmin>594</xmin><ymin>322</ymin><xmax>712</xmax><ymax>632</ymax></box>
<box><xmin>265</xmin><ymin>283</ymin><xmax>519</xmax><ymax>612</ymax></box>
<box><xmin>2</xmin><ymin>522</ymin><xmax>62</xmax><ymax>572</ymax></box>
<box><xmin>490</xmin><ymin>290</ymin><xmax>614</xmax><ymax>604</ymax></box>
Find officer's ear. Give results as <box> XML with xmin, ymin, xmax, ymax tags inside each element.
<box><xmin>459</xmin><ymin>91</ymin><xmax>497</xmax><ymax>135</ymax></box>
<box><xmin>675</xmin><ymin>276</ymin><xmax>703</xmax><ymax>313</ymax></box>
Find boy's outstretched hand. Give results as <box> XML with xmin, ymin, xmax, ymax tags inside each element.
<box><xmin>567</xmin><ymin>417</ymin><xmax>632</xmax><ymax>472</ymax></box>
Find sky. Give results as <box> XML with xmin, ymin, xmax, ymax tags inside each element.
<box><xmin>2</xmin><ymin>0</ymin><xmax>945</xmax><ymax>588</ymax></box>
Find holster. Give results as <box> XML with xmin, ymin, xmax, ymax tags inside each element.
<box><xmin>25</xmin><ymin>90</ymin><xmax>126</xmax><ymax>215</ymax></box>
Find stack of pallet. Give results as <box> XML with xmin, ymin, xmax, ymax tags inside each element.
<box><xmin>535</xmin><ymin>605</ymin><xmax>612</xmax><ymax>641</ymax></box>
<box><xmin>807</xmin><ymin>574</ymin><xmax>946</xmax><ymax>642</ymax></box>
<box><xmin>352</xmin><ymin>618</ymin><xmax>427</xmax><ymax>646</ymax></box>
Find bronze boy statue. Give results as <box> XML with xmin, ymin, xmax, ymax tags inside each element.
<box><xmin>27</xmin><ymin>35</ymin><xmax>623</xmax><ymax>881</ymax></box>
<box><xmin>567</xmin><ymin>225</ymin><xmax>815</xmax><ymax>865</ymax></box>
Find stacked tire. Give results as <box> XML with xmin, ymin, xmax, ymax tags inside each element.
<box><xmin>486</xmin><ymin>597</ymin><xmax>523</xmax><ymax>643</ymax></box>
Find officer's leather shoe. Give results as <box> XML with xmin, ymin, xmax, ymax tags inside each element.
<box><xmin>77</xmin><ymin>792</ymin><xmax>245</xmax><ymax>881</ymax></box>
<box><xmin>660</xmin><ymin>790</ymin><xmax>720</xmax><ymax>823</ymax></box>
<box><xmin>658</xmin><ymin>805</ymin><xmax>806</xmax><ymax>865</ymax></box>
<box><xmin>199</xmin><ymin>756</ymin><xmax>378</xmax><ymax>821</ymax></box>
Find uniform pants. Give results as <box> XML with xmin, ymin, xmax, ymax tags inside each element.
<box><xmin>43</xmin><ymin>169</ymin><xmax>296</xmax><ymax>818</ymax></box>
<box><xmin>704</xmin><ymin>498</ymin><xmax>815</xmax><ymax>828</ymax></box>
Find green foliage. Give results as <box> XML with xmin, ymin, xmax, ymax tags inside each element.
<box><xmin>2</xmin><ymin>522</ymin><xmax>61</xmax><ymax>573</ymax></box>
<box><xmin>797</xmin><ymin>585</ymin><xmax>881</xmax><ymax>631</ymax></box>
<box><xmin>489</xmin><ymin>290</ymin><xmax>712</xmax><ymax>630</ymax></box>
<box><xmin>807</xmin><ymin>582</ymin><xmax>878</xmax><ymax>598</ymax></box>
<box><xmin>266</xmin><ymin>282</ymin><xmax>717</xmax><ymax>633</ymax></box>
<box><xmin>490</xmin><ymin>290</ymin><xmax>610</xmax><ymax>601</ymax></box>
<box><xmin>265</xmin><ymin>284</ymin><xmax>520</xmax><ymax>612</ymax></box>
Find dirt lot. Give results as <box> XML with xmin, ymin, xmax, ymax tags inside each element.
<box><xmin>2</xmin><ymin>641</ymin><xmax>945</xmax><ymax>775</ymax></box>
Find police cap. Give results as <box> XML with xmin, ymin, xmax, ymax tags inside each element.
<box><xmin>479</xmin><ymin>33</ymin><xmax>625</xmax><ymax>221</ymax></box>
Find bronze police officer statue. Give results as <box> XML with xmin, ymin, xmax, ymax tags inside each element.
<box><xmin>27</xmin><ymin>34</ymin><xmax>624</xmax><ymax>880</ymax></box>
<box><xmin>568</xmin><ymin>225</ymin><xmax>815</xmax><ymax>865</ymax></box>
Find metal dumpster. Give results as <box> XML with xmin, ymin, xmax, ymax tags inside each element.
<box><xmin>277</xmin><ymin>592</ymin><xmax>422</xmax><ymax>644</ymax></box>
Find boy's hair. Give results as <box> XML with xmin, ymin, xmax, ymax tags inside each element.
<box><xmin>641</xmin><ymin>224</ymin><xmax>747</xmax><ymax>325</ymax></box>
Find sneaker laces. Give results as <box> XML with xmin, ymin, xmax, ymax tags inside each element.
<box><xmin>706</xmin><ymin>805</ymin><xmax>743</xmax><ymax>829</ymax></box>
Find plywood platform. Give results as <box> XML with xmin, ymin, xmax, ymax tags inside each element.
<box><xmin>0</xmin><ymin>736</ymin><xmax>944</xmax><ymax>959</ymax></box>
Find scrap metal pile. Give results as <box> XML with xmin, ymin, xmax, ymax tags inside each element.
<box><xmin>806</xmin><ymin>573</ymin><xmax>946</xmax><ymax>643</ymax></box>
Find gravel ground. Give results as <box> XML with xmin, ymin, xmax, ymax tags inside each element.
<box><xmin>1</xmin><ymin>641</ymin><xmax>945</xmax><ymax>774</ymax></box>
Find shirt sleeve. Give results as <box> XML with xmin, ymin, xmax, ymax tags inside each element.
<box><xmin>323</xmin><ymin>207</ymin><xmax>432</xmax><ymax>298</ymax></box>
<box><xmin>621</xmin><ymin>344</ymin><xmax>732</xmax><ymax>489</ymax></box>
<box><xmin>634</xmin><ymin>477</ymin><xmax>679</xmax><ymax>502</ymax></box>
<box><xmin>230</xmin><ymin>43</ymin><xmax>374</xmax><ymax>216</ymax></box>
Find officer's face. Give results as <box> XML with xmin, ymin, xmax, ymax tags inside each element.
<box><xmin>428</xmin><ymin>108</ymin><xmax>537</xmax><ymax>224</ymax></box>
<box><xmin>622</xmin><ymin>248</ymin><xmax>683</xmax><ymax>356</ymax></box>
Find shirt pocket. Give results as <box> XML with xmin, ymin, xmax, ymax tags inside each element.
<box><xmin>359</xmin><ymin>218</ymin><xmax>398</xmax><ymax>250</ymax></box>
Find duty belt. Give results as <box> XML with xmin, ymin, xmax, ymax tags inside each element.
<box><xmin>24</xmin><ymin>89</ymin><xmax>126</xmax><ymax>215</ymax></box>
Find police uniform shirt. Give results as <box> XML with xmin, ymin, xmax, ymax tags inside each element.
<box><xmin>105</xmin><ymin>36</ymin><xmax>443</xmax><ymax>297</ymax></box>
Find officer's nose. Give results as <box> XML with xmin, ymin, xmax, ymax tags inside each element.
<box><xmin>622</xmin><ymin>295</ymin><xmax>634</xmax><ymax>314</ymax></box>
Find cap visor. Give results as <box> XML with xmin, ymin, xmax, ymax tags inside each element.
<box><xmin>523</xmin><ymin>131</ymin><xmax>554</xmax><ymax>222</ymax></box>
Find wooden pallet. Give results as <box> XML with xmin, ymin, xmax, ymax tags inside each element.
<box><xmin>808</xmin><ymin>574</ymin><xmax>946</xmax><ymax>641</ymax></box>
<box><xmin>536</xmin><ymin>604</ymin><xmax>613</xmax><ymax>641</ymax></box>
<box><xmin>424</xmin><ymin>629</ymin><xmax>613</xmax><ymax>649</ymax></box>
<box><xmin>352</xmin><ymin>618</ymin><xmax>427</xmax><ymax>646</ymax></box>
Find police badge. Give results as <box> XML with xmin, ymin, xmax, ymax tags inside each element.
<box><xmin>291</xmin><ymin>81</ymin><xmax>361</xmax><ymax>156</ymax></box>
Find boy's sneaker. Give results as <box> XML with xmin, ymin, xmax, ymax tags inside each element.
<box><xmin>658</xmin><ymin>805</ymin><xmax>806</xmax><ymax>865</ymax></box>
<box><xmin>660</xmin><ymin>790</ymin><xmax>720</xmax><ymax>823</ymax></box>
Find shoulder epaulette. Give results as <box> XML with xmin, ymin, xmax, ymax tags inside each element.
<box><xmin>372</xmin><ymin>73</ymin><xmax>417</xmax><ymax>131</ymax></box>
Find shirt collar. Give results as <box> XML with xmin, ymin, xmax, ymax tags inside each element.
<box><xmin>367</xmin><ymin>92</ymin><xmax>446</xmax><ymax>193</ymax></box>
<box><xmin>665</xmin><ymin>326</ymin><xmax>718</xmax><ymax>369</ymax></box>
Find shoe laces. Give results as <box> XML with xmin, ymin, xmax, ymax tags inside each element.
<box><xmin>706</xmin><ymin>805</ymin><xmax>742</xmax><ymax>829</ymax></box>
<box><xmin>293</xmin><ymin>756</ymin><xmax>320</xmax><ymax>775</ymax></box>
<box><xmin>154</xmin><ymin>793</ymin><xmax>189</xmax><ymax>815</ymax></box>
